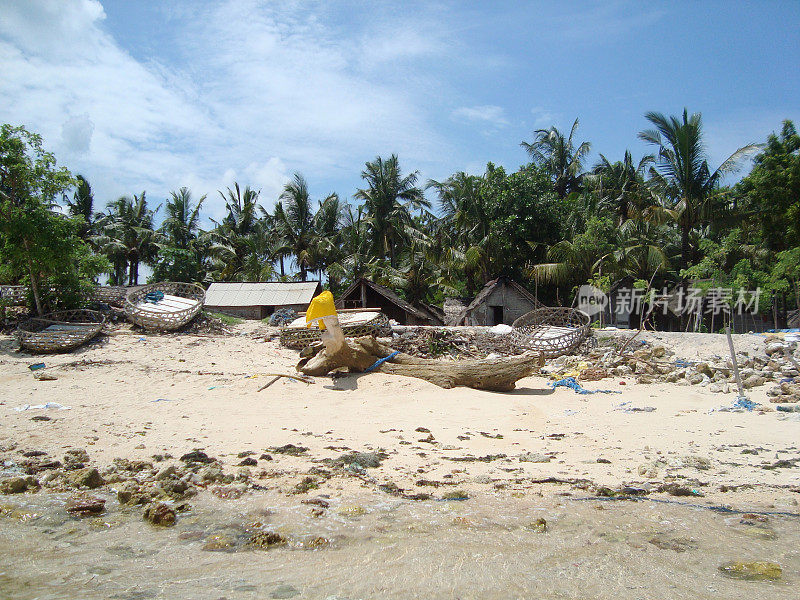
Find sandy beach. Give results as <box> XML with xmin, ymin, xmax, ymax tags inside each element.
<box><xmin>1</xmin><ymin>323</ymin><xmax>798</xmax><ymax>598</ymax></box>
<box><xmin>1</xmin><ymin>323</ymin><xmax>798</xmax><ymax>505</ymax></box>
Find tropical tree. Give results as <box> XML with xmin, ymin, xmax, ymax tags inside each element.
<box><xmin>64</xmin><ymin>174</ymin><xmax>95</xmax><ymax>242</ymax></box>
<box><xmin>95</xmin><ymin>192</ymin><xmax>160</xmax><ymax>285</ymax></box>
<box><xmin>735</xmin><ymin>120</ymin><xmax>800</xmax><ymax>251</ymax></box>
<box><xmin>207</xmin><ymin>183</ymin><xmax>261</xmax><ymax>281</ymax></box>
<box><xmin>355</xmin><ymin>154</ymin><xmax>428</xmax><ymax>267</ymax></box>
<box><xmin>274</xmin><ymin>173</ymin><xmax>319</xmax><ymax>281</ymax></box>
<box><xmin>152</xmin><ymin>187</ymin><xmax>207</xmax><ymax>282</ymax></box>
<box><xmin>639</xmin><ymin>109</ymin><xmax>761</xmax><ymax>271</ymax></box>
<box><xmin>520</xmin><ymin>118</ymin><xmax>591</xmax><ymax>199</ymax></box>
<box><xmin>160</xmin><ymin>187</ymin><xmax>205</xmax><ymax>250</ymax></box>
<box><xmin>310</xmin><ymin>191</ymin><xmax>344</xmax><ymax>283</ymax></box>
<box><xmin>588</xmin><ymin>151</ymin><xmax>654</xmax><ymax>226</ymax></box>
<box><xmin>529</xmin><ymin>216</ymin><xmax>617</xmax><ymax>287</ymax></box>
<box><xmin>328</xmin><ymin>204</ymin><xmax>377</xmax><ymax>292</ymax></box>
<box><xmin>0</xmin><ymin>125</ymin><xmax>107</xmax><ymax>314</ymax></box>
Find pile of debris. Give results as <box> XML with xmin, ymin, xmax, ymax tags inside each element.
<box><xmin>544</xmin><ymin>336</ymin><xmax>799</xmax><ymax>403</ymax></box>
<box><xmin>381</xmin><ymin>327</ymin><xmax>523</xmax><ymax>359</ymax></box>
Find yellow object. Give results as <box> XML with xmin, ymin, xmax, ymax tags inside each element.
<box><xmin>305</xmin><ymin>291</ymin><xmax>337</xmax><ymax>330</ymax></box>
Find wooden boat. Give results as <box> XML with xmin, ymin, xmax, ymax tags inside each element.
<box><xmin>124</xmin><ymin>282</ymin><xmax>205</xmax><ymax>331</ymax></box>
<box><xmin>509</xmin><ymin>306</ymin><xmax>591</xmax><ymax>358</ymax></box>
<box><xmin>280</xmin><ymin>310</ymin><xmax>389</xmax><ymax>348</ymax></box>
<box><xmin>17</xmin><ymin>309</ymin><xmax>106</xmax><ymax>353</ymax></box>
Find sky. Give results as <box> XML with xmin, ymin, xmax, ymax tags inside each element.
<box><xmin>1</xmin><ymin>0</ymin><xmax>798</xmax><ymax>226</ymax></box>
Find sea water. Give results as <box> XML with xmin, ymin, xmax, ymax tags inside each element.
<box><xmin>0</xmin><ymin>490</ymin><xmax>797</xmax><ymax>599</ymax></box>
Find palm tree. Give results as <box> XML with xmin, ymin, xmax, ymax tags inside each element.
<box><xmin>310</xmin><ymin>191</ymin><xmax>344</xmax><ymax>284</ymax></box>
<box><xmin>355</xmin><ymin>154</ymin><xmax>428</xmax><ymax>267</ymax></box>
<box><xmin>521</xmin><ymin>118</ymin><xmax>591</xmax><ymax>199</ymax></box>
<box><xmin>428</xmin><ymin>172</ymin><xmax>492</xmax><ymax>293</ymax></box>
<box><xmin>588</xmin><ymin>151</ymin><xmax>654</xmax><ymax>226</ymax></box>
<box><xmin>149</xmin><ymin>187</ymin><xmax>208</xmax><ymax>283</ymax></box>
<box><xmin>328</xmin><ymin>204</ymin><xmax>377</xmax><ymax>289</ymax></box>
<box><xmin>639</xmin><ymin>109</ymin><xmax>760</xmax><ymax>271</ymax></box>
<box><xmin>274</xmin><ymin>174</ymin><xmax>319</xmax><ymax>281</ymax></box>
<box><xmin>599</xmin><ymin>219</ymin><xmax>675</xmax><ymax>282</ymax></box>
<box><xmin>264</xmin><ymin>203</ymin><xmax>291</xmax><ymax>278</ymax></box>
<box><xmin>207</xmin><ymin>183</ymin><xmax>262</xmax><ymax>281</ymax></box>
<box><xmin>63</xmin><ymin>174</ymin><xmax>95</xmax><ymax>242</ymax></box>
<box><xmin>96</xmin><ymin>192</ymin><xmax>159</xmax><ymax>285</ymax></box>
<box><xmin>160</xmin><ymin>187</ymin><xmax>205</xmax><ymax>250</ymax></box>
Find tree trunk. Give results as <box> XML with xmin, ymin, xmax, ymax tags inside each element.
<box><xmin>297</xmin><ymin>336</ymin><xmax>543</xmax><ymax>392</ymax></box>
<box><xmin>680</xmin><ymin>223</ymin><xmax>690</xmax><ymax>272</ymax></box>
<box><xmin>279</xmin><ymin>256</ymin><xmax>285</xmax><ymax>277</ymax></box>
<box><xmin>23</xmin><ymin>239</ymin><xmax>44</xmax><ymax>316</ymax></box>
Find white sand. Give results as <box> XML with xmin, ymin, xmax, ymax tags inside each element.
<box><xmin>1</xmin><ymin>322</ymin><xmax>797</xmax><ymax>509</ymax></box>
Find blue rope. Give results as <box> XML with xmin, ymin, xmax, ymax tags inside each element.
<box><xmin>365</xmin><ymin>351</ymin><xmax>400</xmax><ymax>373</ymax></box>
<box><xmin>549</xmin><ymin>376</ymin><xmax>621</xmax><ymax>395</ymax></box>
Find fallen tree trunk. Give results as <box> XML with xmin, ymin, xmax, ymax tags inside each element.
<box><xmin>297</xmin><ymin>336</ymin><xmax>543</xmax><ymax>392</ymax></box>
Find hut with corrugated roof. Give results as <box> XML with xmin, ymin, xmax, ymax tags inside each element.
<box><xmin>205</xmin><ymin>281</ymin><xmax>321</xmax><ymax>319</ymax></box>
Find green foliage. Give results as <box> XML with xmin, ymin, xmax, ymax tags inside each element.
<box><xmin>769</xmin><ymin>247</ymin><xmax>800</xmax><ymax>310</ymax></box>
<box><xmin>480</xmin><ymin>163</ymin><xmax>563</xmax><ymax>279</ymax></box>
<box><xmin>206</xmin><ymin>311</ymin><xmax>243</xmax><ymax>326</ymax></box>
<box><xmin>639</xmin><ymin>109</ymin><xmax>760</xmax><ymax>270</ymax></box>
<box><xmin>6</xmin><ymin>113</ymin><xmax>797</xmax><ymax>325</ymax></box>
<box><xmin>736</xmin><ymin>120</ymin><xmax>800</xmax><ymax>251</ymax></box>
<box><xmin>95</xmin><ymin>192</ymin><xmax>159</xmax><ymax>285</ymax></box>
<box><xmin>0</xmin><ymin>124</ymin><xmax>108</xmax><ymax>314</ymax></box>
<box><xmin>150</xmin><ymin>247</ymin><xmax>201</xmax><ymax>283</ymax></box>
<box><xmin>520</xmin><ymin>118</ymin><xmax>591</xmax><ymax>199</ymax></box>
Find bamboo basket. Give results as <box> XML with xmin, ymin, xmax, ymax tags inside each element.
<box><xmin>91</xmin><ymin>286</ymin><xmax>132</xmax><ymax>307</ymax></box>
<box><xmin>280</xmin><ymin>311</ymin><xmax>390</xmax><ymax>349</ymax></box>
<box><xmin>124</xmin><ymin>282</ymin><xmax>205</xmax><ymax>331</ymax></box>
<box><xmin>17</xmin><ymin>309</ymin><xmax>106</xmax><ymax>353</ymax></box>
<box><xmin>509</xmin><ymin>307</ymin><xmax>591</xmax><ymax>358</ymax></box>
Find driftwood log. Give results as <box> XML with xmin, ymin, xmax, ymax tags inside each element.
<box><xmin>297</xmin><ymin>336</ymin><xmax>543</xmax><ymax>392</ymax></box>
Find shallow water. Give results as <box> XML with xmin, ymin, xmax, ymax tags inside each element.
<box><xmin>0</xmin><ymin>491</ymin><xmax>798</xmax><ymax>599</ymax></box>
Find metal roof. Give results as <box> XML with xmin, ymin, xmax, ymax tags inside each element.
<box><xmin>205</xmin><ymin>282</ymin><xmax>320</xmax><ymax>307</ymax></box>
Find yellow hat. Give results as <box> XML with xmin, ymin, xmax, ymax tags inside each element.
<box><xmin>305</xmin><ymin>290</ymin><xmax>337</xmax><ymax>329</ymax></box>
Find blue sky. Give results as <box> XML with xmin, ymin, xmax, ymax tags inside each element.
<box><xmin>1</xmin><ymin>0</ymin><xmax>798</xmax><ymax>226</ymax></box>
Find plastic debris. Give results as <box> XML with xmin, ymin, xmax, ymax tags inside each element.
<box><xmin>269</xmin><ymin>308</ymin><xmax>297</xmax><ymax>326</ymax></box>
<box><xmin>615</xmin><ymin>402</ymin><xmax>656</xmax><ymax>413</ymax></box>
<box><xmin>15</xmin><ymin>402</ymin><xmax>71</xmax><ymax>411</ymax></box>
<box><xmin>549</xmin><ymin>377</ymin><xmax>621</xmax><ymax>395</ymax></box>
<box><xmin>365</xmin><ymin>351</ymin><xmax>401</xmax><ymax>373</ymax></box>
<box><xmin>144</xmin><ymin>290</ymin><xmax>165</xmax><ymax>304</ymax></box>
<box><xmin>28</xmin><ymin>363</ymin><xmax>46</xmax><ymax>371</ymax></box>
<box><xmin>489</xmin><ymin>323</ymin><xmax>513</xmax><ymax>335</ymax></box>
<box><xmin>715</xmin><ymin>396</ymin><xmax>759</xmax><ymax>412</ymax></box>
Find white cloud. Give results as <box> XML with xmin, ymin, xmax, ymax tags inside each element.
<box><xmin>452</xmin><ymin>105</ymin><xmax>508</xmax><ymax>127</ymax></box>
<box><xmin>60</xmin><ymin>113</ymin><xmax>95</xmax><ymax>154</ymax></box>
<box><xmin>0</xmin><ymin>0</ymin><xmax>451</xmax><ymax>219</ymax></box>
<box><xmin>530</xmin><ymin>107</ymin><xmax>558</xmax><ymax>129</ymax></box>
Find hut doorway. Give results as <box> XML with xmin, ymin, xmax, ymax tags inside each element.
<box><xmin>490</xmin><ymin>305</ymin><xmax>504</xmax><ymax>325</ymax></box>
